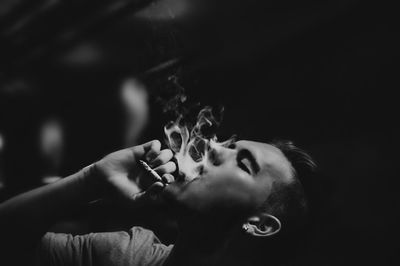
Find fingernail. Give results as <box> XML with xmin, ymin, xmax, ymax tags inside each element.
<box><xmin>162</xmin><ymin>174</ymin><xmax>174</xmax><ymax>184</ymax></box>
<box><xmin>162</xmin><ymin>175</ymin><xmax>169</xmax><ymax>184</ymax></box>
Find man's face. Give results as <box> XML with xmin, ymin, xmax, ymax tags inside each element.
<box><xmin>162</xmin><ymin>140</ymin><xmax>294</xmax><ymax>218</ymax></box>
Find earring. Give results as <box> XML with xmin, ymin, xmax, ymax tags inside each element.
<box><xmin>242</xmin><ymin>223</ymin><xmax>250</xmax><ymax>232</ymax></box>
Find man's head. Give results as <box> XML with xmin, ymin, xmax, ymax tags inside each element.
<box><xmin>163</xmin><ymin>139</ymin><xmax>316</xmax><ymax>235</ymax></box>
<box><xmin>258</xmin><ymin>140</ymin><xmax>317</xmax><ymax>237</ymax></box>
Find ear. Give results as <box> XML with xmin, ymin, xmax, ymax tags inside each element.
<box><xmin>242</xmin><ymin>213</ymin><xmax>281</xmax><ymax>237</ymax></box>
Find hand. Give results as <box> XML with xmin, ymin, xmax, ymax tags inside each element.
<box><xmin>89</xmin><ymin>140</ymin><xmax>176</xmax><ymax>205</ymax></box>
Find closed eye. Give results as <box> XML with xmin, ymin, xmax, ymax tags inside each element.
<box><xmin>236</xmin><ymin>149</ymin><xmax>259</xmax><ymax>176</ymax></box>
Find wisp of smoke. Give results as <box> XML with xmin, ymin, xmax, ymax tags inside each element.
<box><xmin>164</xmin><ymin>106</ymin><xmax>235</xmax><ymax>182</ymax></box>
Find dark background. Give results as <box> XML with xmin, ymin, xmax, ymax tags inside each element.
<box><xmin>0</xmin><ymin>0</ymin><xmax>399</xmax><ymax>265</ymax></box>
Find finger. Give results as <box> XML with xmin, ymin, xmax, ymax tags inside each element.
<box><xmin>162</xmin><ymin>173</ymin><xmax>175</xmax><ymax>184</ymax></box>
<box><xmin>145</xmin><ymin>141</ymin><xmax>162</xmax><ymax>162</ymax></box>
<box><xmin>131</xmin><ymin>190</ymin><xmax>146</xmax><ymax>202</ymax></box>
<box><xmin>154</xmin><ymin>161</ymin><xmax>177</xmax><ymax>175</ymax></box>
<box><xmin>131</xmin><ymin>182</ymin><xmax>164</xmax><ymax>203</ymax></box>
<box><xmin>131</xmin><ymin>140</ymin><xmax>161</xmax><ymax>159</ymax></box>
<box><xmin>141</xmin><ymin>167</ymin><xmax>163</xmax><ymax>183</ymax></box>
<box><xmin>149</xmin><ymin>149</ymin><xmax>173</xmax><ymax>168</ymax></box>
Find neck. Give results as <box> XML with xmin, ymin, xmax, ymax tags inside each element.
<box><xmin>164</xmin><ymin>217</ymin><xmax>239</xmax><ymax>266</ymax></box>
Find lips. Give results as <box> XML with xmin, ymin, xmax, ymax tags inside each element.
<box><xmin>171</xmin><ymin>172</ymin><xmax>201</xmax><ymax>185</ymax></box>
<box><xmin>175</xmin><ymin>171</ymin><xmax>190</xmax><ymax>183</ymax></box>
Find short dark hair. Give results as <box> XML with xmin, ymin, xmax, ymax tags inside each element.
<box><xmin>267</xmin><ymin>140</ymin><xmax>317</xmax><ymax>234</ymax></box>
<box><xmin>252</xmin><ymin>140</ymin><xmax>318</xmax><ymax>264</ymax></box>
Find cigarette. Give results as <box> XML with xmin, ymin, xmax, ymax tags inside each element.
<box><xmin>138</xmin><ymin>160</ymin><xmax>163</xmax><ymax>182</ymax></box>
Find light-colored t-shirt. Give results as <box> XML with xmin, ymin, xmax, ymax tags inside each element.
<box><xmin>36</xmin><ymin>226</ymin><xmax>173</xmax><ymax>266</ymax></box>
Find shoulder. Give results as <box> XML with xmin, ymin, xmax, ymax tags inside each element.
<box><xmin>38</xmin><ymin>227</ymin><xmax>173</xmax><ymax>266</ymax></box>
<box><xmin>116</xmin><ymin>226</ymin><xmax>173</xmax><ymax>266</ymax></box>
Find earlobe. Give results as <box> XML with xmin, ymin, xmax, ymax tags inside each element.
<box><xmin>242</xmin><ymin>214</ymin><xmax>281</xmax><ymax>237</ymax></box>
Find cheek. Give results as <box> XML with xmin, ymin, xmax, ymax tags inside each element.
<box><xmin>178</xmin><ymin>174</ymin><xmax>259</xmax><ymax>212</ymax></box>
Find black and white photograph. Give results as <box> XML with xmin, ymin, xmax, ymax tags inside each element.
<box><xmin>0</xmin><ymin>1</ymin><xmax>398</xmax><ymax>265</ymax></box>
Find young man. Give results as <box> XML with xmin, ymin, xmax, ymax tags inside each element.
<box><xmin>0</xmin><ymin>139</ymin><xmax>316</xmax><ymax>266</ymax></box>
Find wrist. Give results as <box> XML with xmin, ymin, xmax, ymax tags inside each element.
<box><xmin>79</xmin><ymin>163</ymin><xmax>102</xmax><ymax>202</ymax></box>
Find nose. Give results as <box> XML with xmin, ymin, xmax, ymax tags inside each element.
<box><xmin>209</xmin><ymin>144</ymin><xmax>236</xmax><ymax>166</ymax></box>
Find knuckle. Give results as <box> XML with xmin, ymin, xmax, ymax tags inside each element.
<box><xmin>155</xmin><ymin>162</ymin><xmax>175</xmax><ymax>174</ymax></box>
<box><xmin>160</xmin><ymin>149</ymin><xmax>173</xmax><ymax>160</ymax></box>
<box><xmin>153</xmin><ymin>149</ymin><xmax>173</xmax><ymax>164</ymax></box>
<box><xmin>155</xmin><ymin>165</ymin><xmax>166</xmax><ymax>173</ymax></box>
<box><xmin>152</xmin><ymin>155</ymin><xmax>163</xmax><ymax>164</ymax></box>
<box><xmin>164</xmin><ymin>149</ymin><xmax>173</xmax><ymax>158</ymax></box>
<box><xmin>152</xmin><ymin>139</ymin><xmax>161</xmax><ymax>148</ymax></box>
<box><xmin>165</xmin><ymin>161</ymin><xmax>177</xmax><ymax>173</ymax></box>
<box><xmin>147</xmin><ymin>150</ymin><xmax>159</xmax><ymax>161</ymax></box>
<box><xmin>162</xmin><ymin>173</ymin><xmax>175</xmax><ymax>183</ymax></box>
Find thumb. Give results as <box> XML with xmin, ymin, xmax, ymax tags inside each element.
<box><xmin>131</xmin><ymin>182</ymin><xmax>165</xmax><ymax>205</ymax></box>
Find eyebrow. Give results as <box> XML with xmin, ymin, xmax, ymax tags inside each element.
<box><xmin>238</xmin><ymin>149</ymin><xmax>261</xmax><ymax>175</ymax></box>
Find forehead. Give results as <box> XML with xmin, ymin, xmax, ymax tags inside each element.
<box><xmin>236</xmin><ymin>140</ymin><xmax>294</xmax><ymax>182</ymax></box>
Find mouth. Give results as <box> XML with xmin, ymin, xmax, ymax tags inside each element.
<box><xmin>174</xmin><ymin>162</ymin><xmax>204</xmax><ymax>183</ymax></box>
<box><xmin>175</xmin><ymin>172</ymin><xmax>187</xmax><ymax>183</ymax></box>
<box><xmin>170</xmin><ymin>171</ymin><xmax>202</xmax><ymax>185</ymax></box>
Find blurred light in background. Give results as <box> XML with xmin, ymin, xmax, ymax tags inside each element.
<box><xmin>0</xmin><ymin>133</ymin><xmax>4</xmax><ymax>152</ymax></box>
<box><xmin>39</xmin><ymin>118</ymin><xmax>64</xmax><ymax>184</ymax></box>
<box><xmin>0</xmin><ymin>79</ymin><xmax>31</xmax><ymax>95</ymax></box>
<box><xmin>0</xmin><ymin>132</ymin><xmax>4</xmax><ymax>189</ymax></box>
<box><xmin>120</xmin><ymin>78</ymin><xmax>149</xmax><ymax>147</ymax></box>
<box><xmin>60</xmin><ymin>42</ymin><xmax>103</xmax><ymax>67</ymax></box>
